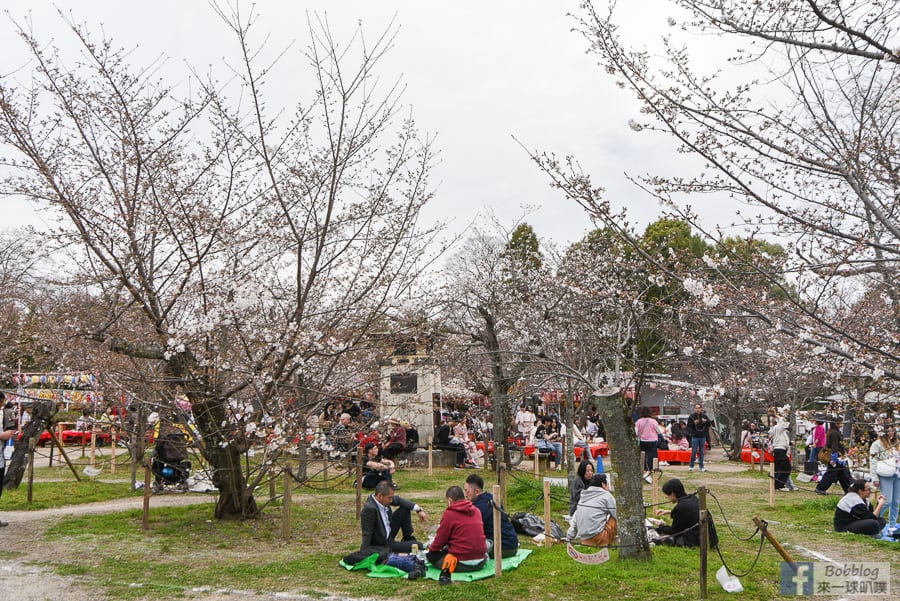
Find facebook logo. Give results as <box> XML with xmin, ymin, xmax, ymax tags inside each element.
<box><xmin>780</xmin><ymin>562</ymin><xmax>814</xmax><ymax>596</ymax></box>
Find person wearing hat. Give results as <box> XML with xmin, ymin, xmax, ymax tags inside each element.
<box><xmin>382</xmin><ymin>418</ymin><xmax>407</xmax><ymax>461</ymax></box>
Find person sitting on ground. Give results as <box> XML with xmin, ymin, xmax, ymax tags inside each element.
<box><xmin>569</xmin><ymin>458</ymin><xmax>594</xmax><ymax>517</ymax></box>
<box><xmin>381</xmin><ymin>418</ymin><xmax>407</xmax><ymax>461</ymax></box>
<box><xmin>567</xmin><ymin>473</ymin><xmax>617</xmax><ymax>547</ymax></box>
<box><xmin>435</xmin><ymin>414</ymin><xmax>468</xmax><ymax>469</ymax></box>
<box><xmin>650</xmin><ymin>478</ymin><xmax>718</xmax><ymax>548</ymax></box>
<box><xmin>359</xmin><ymin>480</ymin><xmax>428</xmax><ymax>553</ymax></box>
<box><xmin>361</xmin><ymin>442</ymin><xmax>397</xmax><ymax>490</ymax></box>
<box><xmin>464</xmin><ymin>474</ymin><xmax>519</xmax><ymax>558</ymax></box>
<box><xmin>427</xmin><ymin>485</ymin><xmax>488</xmax><ymax>585</ymax></box>
<box><xmin>834</xmin><ymin>479</ymin><xmax>887</xmax><ymax>536</ymax></box>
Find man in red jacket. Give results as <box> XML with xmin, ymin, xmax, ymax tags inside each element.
<box><xmin>426</xmin><ymin>485</ymin><xmax>488</xmax><ymax>585</ymax></box>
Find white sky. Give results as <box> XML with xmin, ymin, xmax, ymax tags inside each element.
<box><xmin>0</xmin><ymin>0</ymin><xmax>738</xmax><ymax>246</ymax></box>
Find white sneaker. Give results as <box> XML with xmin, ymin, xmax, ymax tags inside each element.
<box><xmin>700</xmin><ymin>468</ymin><xmax>707</xmax><ymax>472</ymax></box>
<box><xmin>687</xmin><ymin>467</ymin><xmax>694</xmax><ymax>472</ymax></box>
<box><xmin>658</xmin><ymin>461</ymin><xmax>669</xmax><ymax>466</ymax></box>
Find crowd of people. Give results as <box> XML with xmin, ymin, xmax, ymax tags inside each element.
<box><xmin>358</xmin><ymin>473</ymin><xmax>519</xmax><ymax>585</ymax></box>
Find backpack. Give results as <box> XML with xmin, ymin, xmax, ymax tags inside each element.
<box><xmin>511</xmin><ymin>511</ymin><xmax>565</xmax><ymax>539</ymax></box>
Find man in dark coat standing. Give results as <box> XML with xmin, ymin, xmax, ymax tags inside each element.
<box><xmin>686</xmin><ymin>403</ymin><xmax>711</xmax><ymax>472</ymax></box>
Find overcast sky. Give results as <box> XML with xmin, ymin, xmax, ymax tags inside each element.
<box><xmin>1</xmin><ymin>1</ymin><xmax>733</xmax><ymax>246</ymax></box>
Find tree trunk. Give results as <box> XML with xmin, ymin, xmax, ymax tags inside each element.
<box><xmin>193</xmin><ymin>397</ymin><xmax>259</xmax><ymax>519</ymax></box>
<box><xmin>596</xmin><ymin>391</ymin><xmax>652</xmax><ymax>560</ymax></box>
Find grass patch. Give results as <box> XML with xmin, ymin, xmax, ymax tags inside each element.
<box><xmin>11</xmin><ymin>462</ymin><xmax>899</xmax><ymax>600</ymax></box>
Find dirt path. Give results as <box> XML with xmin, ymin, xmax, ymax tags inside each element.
<box><xmin>1</xmin><ymin>493</ymin><xmax>381</xmax><ymax>601</ymax></box>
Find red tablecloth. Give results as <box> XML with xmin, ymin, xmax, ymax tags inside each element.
<box><xmin>657</xmin><ymin>449</ymin><xmax>692</xmax><ymax>463</ymax></box>
<box><xmin>523</xmin><ymin>442</ymin><xmax>609</xmax><ymax>458</ymax></box>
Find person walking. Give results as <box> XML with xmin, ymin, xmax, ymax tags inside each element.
<box><xmin>815</xmin><ymin>419</ymin><xmax>853</xmax><ymax>495</ymax></box>
<box><xmin>635</xmin><ymin>407</ymin><xmax>662</xmax><ymax>483</ymax></box>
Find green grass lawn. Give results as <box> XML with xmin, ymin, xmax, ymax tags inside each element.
<box><xmin>5</xmin><ymin>460</ymin><xmax>897</xmax><ymax>600</ymax></box>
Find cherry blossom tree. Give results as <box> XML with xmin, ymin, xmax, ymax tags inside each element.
<box><xmin>569</xmin><ymin>0</ymin><xmax>899</xmax><ymax>388</ymax></box>
<box><xmin>0</xmin><ymin>7</ymin><xmax>440</xmax><ymax>518</ymax></box>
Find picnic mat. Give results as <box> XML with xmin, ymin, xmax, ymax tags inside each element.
<box><xmin>423</xmin><ymin>549</ymin><xmax>532</xmax><ymax>582</ymax></box>
<box><xmin>340</xmin><ymin>549</ymin><xmax>532</xmax><ymax>580</ymax></box>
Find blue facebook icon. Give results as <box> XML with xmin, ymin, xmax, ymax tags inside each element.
<box><xmin>780</xmin><ymin>562</ymin><xmax>814</xmax><ymax>595</ymax></box>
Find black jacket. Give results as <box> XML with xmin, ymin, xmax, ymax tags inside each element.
<box><xmin>657</xmin><ymin>494</ymin><xmax>718</xmax><ymax>548</ymax></box>
<box><xmin>359</xmin><ymin>494</ymin><xmax>416</xmax><ymax>549</ymax></box>
<box><xmin>472</xmin><ymin>492</ymin><xmax>518</xmax><ymax>552</ymax></box>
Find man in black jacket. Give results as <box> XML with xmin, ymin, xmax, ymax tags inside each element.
<box><xmin>359</xmin><ymin>480</ymin><xmax>428</xmax><ymax>553</ymax></box>
<box><xmin>651</xmin><ymin>478</ymin><xmax>718</xmax><ymax>548</ymax></box>
<box><xmin>464</xmin><ymin>473</ymin><xmax>519</xmax><ymax>558</ymax></box>
<box><xmin>686</xmin><ymin>404</ymin><xmax>711</xmax><ymax>472</ymax></box>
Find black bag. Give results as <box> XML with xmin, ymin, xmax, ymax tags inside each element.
<box><xmin>658</xmin><ymin>434</ymin><xmax>670</xmax><ymax>450</ymax></box>
<box><xmin>511</xmin><ymin>511</ymin><xmax>565</xmax><ymax>539</ymax></box>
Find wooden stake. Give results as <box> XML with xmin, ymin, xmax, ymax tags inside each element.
<box><xmin>142</xmin><ymin>463</ymin><xmax>151</xmax><ymax>532</ymax></box>
<box><xmin>752</xmin><ymin>516</ymin><xmax>796</xmax><ymax>570</ymax></box>
<box><xmin>427</xmin><ymin>436</ymin><xmax>433</xmax><ymax>477</ymax></box>
<box><xmin>543</xmin><ymin>479</ymin><xmax>552</xmax><ymax>548</ymax></box>
<box><xmin>110</xmin><ymin>427</ymin><xmax>117</xmax><ymax>474</ymax></box>
<box><xmin>652</xmin><ymin>457</ymin><xmax>659</xmax><ymax>508</ymax></box>
<box><xmin>282</xmin><ymin>465</ymin><xmax>292</xmax><ymax>540</ymax></box>
<box><xmin>769</xmin><ymin>462</ymin><xmax>776</xmax><ymax>508</ymax></box>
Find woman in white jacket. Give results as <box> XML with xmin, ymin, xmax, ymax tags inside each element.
<box><xmin>870</xmin><ymin>425</ymin><xmax>899</xmax><ymax>529</ymax></box>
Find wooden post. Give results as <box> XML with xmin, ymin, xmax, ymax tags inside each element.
<box><xmin>427</xmin><ymin>436</ymin><xmax>433</xmax><ymax>477</ymax></box>
<box><xmin>282</xmin><ymin>465</ymin><xmax>292</xmax><ymax>540</ymax></box>
<box><xmin>534</xmin><ymin>449</ymin><xmax>540</xmax><ymax>478</ymax></box>
<box><xmin>652</xmin><ymin>457</ymin><xmax>659</xmax><ymax>508</ymax></box>
<box><xmin>110</xmin><ymin>427</ymin><xmax>117</xmax><ymax>474</ymax></box>
<box><xmin>542</xmin><ymin>479</ymin><xmax>552</xmax><ymax>548</ymax></box>
<box><xmin>493</xmin><ymin>484</ymin><xmax>503</xmax><ymax>578</ymax></box>
<box><xmin>323</xmin><ymin>453</ymin><xmax>329</xmax><ymax>486</ymax></box>
<box><xmin>90</xmin><ymin>426</ymin><xmax>97</xmax><ymax>465</ymax></box>
<box><xmin>640</xmin><ymin>450</ymin><xmax>645</xmax><ymax>480</ymax></box>
<box><xmin>769</xmin><ymin>462</ymin><xmax>776</xmax><ymax>507</ymax></box>
<box><xmin>760</xmin><ymin>449</ymin><xmax>765</xmax><ymax>473</ymax></box>
<box><xmin>699</xmin><ymin>486</ymin><xmax>709</xmax><ymax>601</ymax></box>
<box><xmin>48</xmin><ymin>429</ymin><xmax>81</xmax><ymax>481</ymax></box>
<box><xmin>752</xmin><ymin>516</ymin><xmax>796</xmax><ymax>570</ymax></box>
<box><xmin>355</xmin><ymin>445</ymin><xmax>364</xmax><ymax>520</ymax></box>
<box><xmin>142</xmin><ymin>463</ymin><xmax>151</xmax><ymax>532</ymax></box>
